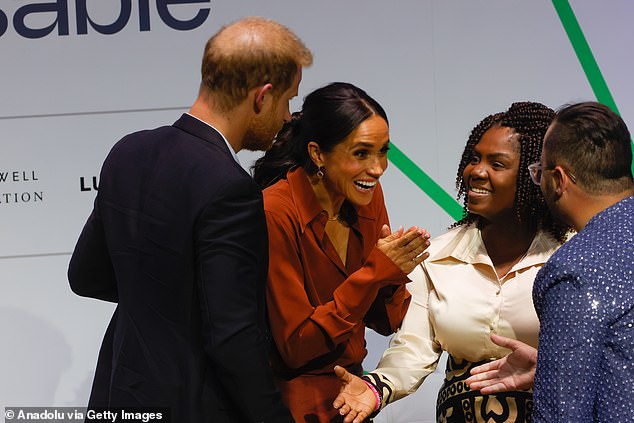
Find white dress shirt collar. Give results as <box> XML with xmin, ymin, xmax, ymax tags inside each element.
<box><xmin>186</xmin><ymin>113</ymin><xmax>240</xmax><ymax>164</ymax></box>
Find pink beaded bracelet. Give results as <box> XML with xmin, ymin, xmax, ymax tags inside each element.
<box><xmin>362</xmin><ymin>379</ymin><xmax>381</xmax><ymax>412</ymax></box>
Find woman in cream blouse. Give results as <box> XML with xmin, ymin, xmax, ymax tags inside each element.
<box><xmin>334</xmin><ymin>102</ymin><xmax>569</xmax><ymax>423</ymax></box>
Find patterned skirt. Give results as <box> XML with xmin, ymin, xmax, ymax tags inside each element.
<box><xmin>436</xmin><ymin>355</ymin><xmax>533</xmax><ymax>423</ymax></box>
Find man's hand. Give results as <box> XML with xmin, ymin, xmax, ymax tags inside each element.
<box><xmin>332</xmin><ymin>366</ymin><xmax>376</xmax><ymax>423</ymax></box>
<box><xmin>465</xmin><ymin>333</ymin><xmax>537</xmax><ymax>394</ymax></box>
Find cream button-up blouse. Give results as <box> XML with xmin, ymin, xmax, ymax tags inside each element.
<box><xmin>372</xmin><ymin>223</ymin><xmax>561</xmax><ymax>403</ymax></box>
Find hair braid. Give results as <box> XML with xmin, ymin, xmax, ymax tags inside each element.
<box><xmin>453</xmin><ymin>102</ymin><xmax>568</xmax><ymax>242</ymax></box>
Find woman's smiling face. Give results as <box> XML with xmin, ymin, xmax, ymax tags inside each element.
<box><xmin>319</xmin><ymin>114</ymin><xmax>390</xmax><ymax>207</ymax></box>
<box><xmin>463</xmin><ymin>125</ymin><xmax>521</xmax><ymax>223</ymax></box>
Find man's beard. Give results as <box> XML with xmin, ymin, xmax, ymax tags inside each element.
<box><xmin>242</xmin><ymin>110</ymin><xmax>280</xmax><ymax>152</ymax></box>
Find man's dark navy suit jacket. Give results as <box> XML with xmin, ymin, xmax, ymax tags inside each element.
<box><xmin>69</xmin><ymin>114</ymin><xmax>292</xmax><ymax>422</ymax></box>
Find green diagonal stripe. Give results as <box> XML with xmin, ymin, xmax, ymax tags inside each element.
<box><xmin>390</xmin><ymin>1</ymin><xmax>632</xmax><ymax>220</ymax></box>
<box><xmin>553</xmin><ymin>0</ymin><xmax>634</xmax><ymax>174</ymax></box>
<box><xmin>388</xmin><ymin>143</ymin><xmax>463</xmax><ymax>221</ymax></box>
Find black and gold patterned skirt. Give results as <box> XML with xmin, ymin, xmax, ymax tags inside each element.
<box><xmin>436</xmin><ymin>355</ymin><xmax>533</xmax><ymax>423</ymax></box>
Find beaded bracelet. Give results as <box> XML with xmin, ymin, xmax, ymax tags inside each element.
<box><xmin>362</xmin><ymin>379</ymin><xmax>381</xmax><ymax>412</ymax></box>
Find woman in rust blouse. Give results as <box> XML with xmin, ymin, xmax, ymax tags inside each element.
<box><xmin>252</xmin><ymin>82</ymin><xmax>430</xmax><ymax>422</ymax></box>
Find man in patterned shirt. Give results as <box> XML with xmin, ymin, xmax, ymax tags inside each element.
<box><xmin>530</xmin><ymin>101</ymin><xmax>633</xmax><ymax>422</ymax></box>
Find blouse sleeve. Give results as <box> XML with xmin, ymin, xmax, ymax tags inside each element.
<box><xmin>363</xmin><ymin>186</ymin><xmax>411</xmax><ymax>336</ymax></box>
<box><xmin>370</xmin><ymin>263</ymin><xmax>443</xmax><ymax>406</ymax></box>
<box><xmin>265</xmin><ymin>208</ymin><xmax>408</xmax><ymax>369</ymax></box>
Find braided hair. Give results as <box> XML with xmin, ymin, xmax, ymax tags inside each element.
<box><xmin>454</xmin><ymin>102</ymin><xmax>568</xmax><ymax>242</ymax></box>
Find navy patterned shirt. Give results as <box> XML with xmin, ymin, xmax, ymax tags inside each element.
<box><xmin>533</xmin><ymin>195</ymin><xmax>634</xmax><ymax>422</ymax></box>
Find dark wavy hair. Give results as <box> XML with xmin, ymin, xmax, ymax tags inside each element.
<box><xmin>545</xmin><ymin>101</ymin><xmax>633</xmax><ymax>194</ymax></box>
<box><xmin>453</xmin><ymin>101</ymin><xmax>568</xmax><ymax>242</ymax></box>
<box><xmin>251</xmin><ymin>82</ymin><xmax>388</xmax><ymax>188</ymax></box>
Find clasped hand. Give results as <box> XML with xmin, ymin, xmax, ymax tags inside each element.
<box><xmin>377</xmin><ymin>224</ymin><xmax>430</xmax><ymax>274</ymax></box>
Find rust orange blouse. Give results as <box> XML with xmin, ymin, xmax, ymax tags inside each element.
<box><xmin>263</xmin><ymin>167</ymin><xmax>411</xmax><ymax>421</ymax></box>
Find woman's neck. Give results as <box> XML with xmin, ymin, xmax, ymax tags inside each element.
<box><xmin>479</xmin><ymin>218</ymin><xmax>537</xmax><ymax>278</ymax></box>
<box><xmin>307</xmin><ymin>173</ymin><xmax>344</xmax><ymax>218</ymax></box>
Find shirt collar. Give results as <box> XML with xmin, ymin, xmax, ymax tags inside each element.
<box><xmin>186</xmin><ymin>113</ymin><xmax>240</xmax><ymax>164</ymax></box>
<box><xmin>585</xmin><ymin>194</ymin><xmax>634</xmax><ymax>229</ymax></box>
<box><xmin>287</xmin><ymin>167</ymin><xmax>328</xmax><ymax>232</ymax></box>
<box><xmin>429</xmin><ymin>223</ymin><xmax>560</xmax><ymax>271</ymax></box>
<box><xmin>285</xmin><ymin>167</ymin><xmax>375</xmax><ymax>233</ymax></box>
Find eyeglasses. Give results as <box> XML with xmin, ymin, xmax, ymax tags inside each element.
<box><xmin>527</xmin><ymin>162</ymin><xmax>577</xmax><ymax>186</ymax></box>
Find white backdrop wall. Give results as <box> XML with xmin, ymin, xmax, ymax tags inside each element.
<box><xmin>1</xmin><ymin>1</ymin><xmax>633</xmax><ymax>422</ymax></box>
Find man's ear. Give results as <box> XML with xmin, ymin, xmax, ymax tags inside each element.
<box><xmin>307</xmin><ymin>141</ymin><xmax>323</xmax><ymax>168</ymax></box>
<box><xmin>551</xmin><ymin>166</ymin><xmax>568</xmax><ymax>196</ymax></box>
<box><xmin>254</xmin><ymin>83</ymin><xmax>273</xmax><ymax>113</ymax></box>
